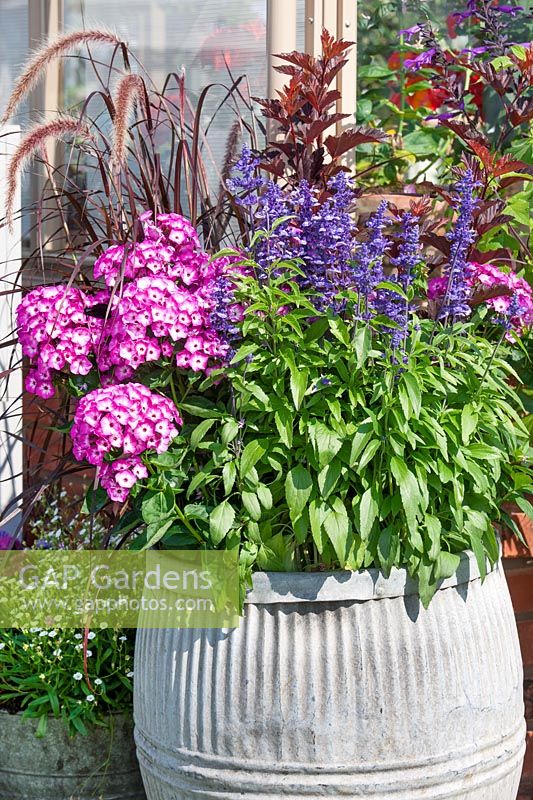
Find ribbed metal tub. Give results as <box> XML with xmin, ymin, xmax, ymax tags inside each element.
<box><xmin>0</xmin><ymin>711</ymin><xmax>146</xmax><ymax>799</ymax></box>
<box><xmin>134</xmin><ymin>555</ymin><xmax>525</xmax><ymax>799</ymax></box>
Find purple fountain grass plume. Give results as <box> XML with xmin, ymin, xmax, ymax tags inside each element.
<box><xmin>6</xmin><ymin>116</ymin><xmax>92</xmax><ymax>230</ymax></box>
<box><xmin>0</xmin><ymin>29</ymin><xmax>123</xmax><ymax>127</ymax></box>
<box><xmin>110</xmin><ymin>73</ymin><xmax>148</xmax><ymax>167</ymax></box>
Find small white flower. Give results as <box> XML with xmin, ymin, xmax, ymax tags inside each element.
<box><xmin>0</xmin><ymin>643</ymin><xmax>5</xmax><ymax>651</ymax></box>
<box><xmin>75</xmin><ymin>643</ymin><xmax>83</xmax><ymax>651</ymax></box>
<box><xmin>29</xmin><ymin>627</ymin><xmax>41</xmax><ymax>633</ymax></box>
<box><xmin>52</xmin><ymin>649</ymin><xmax>61</xmax><ymax>657</ymax></box>
<box><xmin>86</xmin><ymin>650</ymin><xmax>93</xmax><ymax>658</ymax></box>
<box><xmin>94</xmin><ymin>678</ymin><xmax>103</xmax><ymax>686</ymax></box>
<box><xmin>87</xmin><ymin>631</ymin><xmax>96</xmax><ymax>640</ymax></box>
<box><xmin>86</xmin><ymin>694</ymin><xmax>95</xmax><ymax>702</ymax></box>
<box><xmin>74</xmin><ymin>633</ymin><xmax>83</xmax><ymax>640</ymax></box>
<box><xmin>126</xmin><ymin>671</ymin><xmax>134</xmax><ymax>678</ymax></box>
<box><xmin>73</xmin><ymin>672</ymin><xmax>83</xmax><ymax>681</ymax></box>
<box><xmin>47</xmin><ymin>630</ymin><xmax>57</xmax><ymax>638</ymax></box>
<box><xmin>39</xmin><ymin>631</ymin><xmax>48</xmax><ymax>638</ymax></box>
<box><xmin>119</xmin><ymin>635</ymin><xmax>127</xmax><ymax>642</ymax></box>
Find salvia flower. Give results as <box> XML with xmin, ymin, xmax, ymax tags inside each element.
<box><xmin>71</xmin><ymin>383</ymin><xmax>182</xmax><ymax>502</ymax></box>
<box><xmin>438</xmin><ymin>169</ymin><xmax>478</xmax><ymax>321</ymax></box>
<box><xmin>375</xmin><ymin>212</ymin><xmax>422</xmax><ymax>349</ymax></box>
<box><xmin>226</xmin><ymin>145</ymin><xmax>263</xmax><ymax>207</ymax></box>
<box><xmin>294</xmin><ymin>172</ymin><xmax>356</xmax><ymax>307</ymax></box>
<box><xmin>351</xmin><ymin>201</ymin><xmax>391</xmax><ymax>304</ymax></box>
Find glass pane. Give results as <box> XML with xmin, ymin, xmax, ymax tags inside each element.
<box><xmin>0</xmin><ymin>0</ymin><xmax>29</xmax><ymax>122</ymax></box>
<box><xmin>62</xmin><ymin>1</ymin><xmax>304</xmax><ymax>210</ymax></box>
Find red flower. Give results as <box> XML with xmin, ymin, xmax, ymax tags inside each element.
<box><xmin>387</xmin><ymin>51</ymin><xmax>448</xmax><ymax>111</ymax></box>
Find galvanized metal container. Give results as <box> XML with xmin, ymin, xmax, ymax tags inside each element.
<box><xmin>135</xmin><ymin>554</ymin><xmax>525</xmax><ymax>799</ymax></box>
<box><xmin>0</xmin><ymin>711</ymin><xmax>146</xmax><ymax>799</ymax></box>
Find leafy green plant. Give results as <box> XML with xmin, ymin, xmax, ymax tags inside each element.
<box><xmin>129</xmin><ymin>261</ymin><xmax>533</xmax><ymax>606</ymax></box>
<box><xmin>0</xmin><ymin>627</ymin><xmax>134</xmax><ymax>737</ymax></box>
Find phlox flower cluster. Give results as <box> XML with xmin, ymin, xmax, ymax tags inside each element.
<box><xmin>93</xmin><ymin>212</ymin><xmax>232</xmax><ymax>375</ymax></box>
<box><xmin>471</xmin><ymin>262</ymin><xmax>533</xmax><ymax>333</ymax></box>
<box><xmin>16</xmin><ymin>285</ymin><xmax>108</xmax><ymax>399</ymax></box>
<box><xmin>93</xmin><ymin>211</ymin><xmax>202</xmax><ymax>287</ymax></box>
<box><xmin>71</xmin><ymin>383</ymin><xmax>182</xmax><ymax>502</ymax></box>
<box><xmin>428</xmin><ymin>261</ymin><xmax>533</xmax><ymax>334</ymax></box>
<box><xmin>97</xmin><ymin>275</ymin><xmax>228</xmax><ymax>377</ymax></box>
<box><xmin>18</xmin><ymin>213</ymin><xmax>237</xmax><ymax>398</ymax></box>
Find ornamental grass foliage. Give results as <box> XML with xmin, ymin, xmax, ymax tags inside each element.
<box><xmin>15</xmin><ymin>156</ymin><xmax>533</xmax><ymax>605</ymax></box>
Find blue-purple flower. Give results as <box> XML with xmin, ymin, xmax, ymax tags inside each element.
<box><xmin>374</xmin><ymin>212</ymin><xmax>421</xmax><ymax>350</ymax></box>
<box><xmin>351</xmin><ymin>201</ymin><xmax>390</xmax><ymax>304</ymax></box>
<box><xmin>438</xmin><ymin>169</ymin><xmax>479</xmax><ymax>321</ymax></box>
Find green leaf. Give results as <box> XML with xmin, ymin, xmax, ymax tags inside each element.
<box><xmin>36</xmin><ymin>715</ymin><xmax>48</xmax><ymax>738</ymax></box>
<box><xmin>242</xmin><ymin>491</ymin><xmax>262</xmax><ymax>521</ymax></box>
<box><xmin>402</xmin><ymin>373</ymin><xmax>421</xmax><ymax>419</ymax></box>
<box><xmin>511</xmin><ymin>44</ymin><xmax>527</xmax><ymax>60</ymax></box>
<box><xmin>469</xmin><ymin>532</ymin><xmax>487</xmax><ymax>581</ymax></box>
<box><xmin>328</xmin><ymin>317</ymin><xmax>350</xmax><ymax>346</ymax></box>
<box><xmin>402</xmin><ymin>130</ymin><xmax>440</xmax><ymax>156</ymax></box>
<box><xmin>417</xmin><ymin>556</ymin><xmax>437</xmax><ymax>609</ymax></box>
<box><xmin>209</xmin><ymin>500</ymin><xmax>236</xmax><ymax>545</ymax></box>
<box><xmin>308</xmin><ymin>421</ymin><xmax>343</xmax><ymax>467</ymax></box>
<box><xmin>304</xmin><ymin>317</ymin><xmax>329</xmax><ymax>342</ymax></box>
<box><xmin>290</xmin><ymin>367</ymin><xmax>309</xmax><ymax>410</ymax></box>
<box><xmin>142</xmin><ymin>490</ymin><xmax>174</xmax><ymax>524</ymax></box>
<box><xmin>274</xmin><ymin>407</ymin><xmax>293</xmax><ymax>449</ymax></box>
<box><xmin>515</xmin><ymin>495</ymin><xmax>533</xmax><ymax>521</ymax></box>
<box><xmin>180</xmin><ymin>399</ymin><xmax>222</xmax><ymax>419</ymax></box>
<box><xmin>390</xmin><ymin>456</ymin><xmax>421</xmax><ymax>536</ymax></box>
<box><xmin>424</xmin><ymin>514</ymin><xmax>441</xmax><ymax>561</ymax></box>
<box><xmin>377</xmin><ymin>527</ymin><xmax>398</xmax><ymax>572</ymax></box>
<box><xmin>317</xmin><ymin>460</ymin><xmax>342</xmax><ymax>500</ymax></box>
<box><xmin>461</xmin><ymin>403</ymin><xmax>478</xmax><ymax>445</ymax></box>
<box><xmin>81</xmin><ymin>485</ymin><xmax>109</xmax><ymax>515</ymax></box>
<box><xmin>309</xmin><ymin>499</ymin><xmax>327</xmax><ymax>553</ymax></box>
<box><xmin>240</xmin><ymin>440</ymin><xmax>267</xmax><ymax>477</ymax></box>
<box><xmin>466</xmin><ymin>444</ymin><xmax>501</xmax><ymax>460</ymax></box>
<box><xmin>491</xmin><ymin>55</ymin><xmax>513</xmax><ymax>70</ymax></box>
<box><xmin>375</xmin><ymin>280</ymin><xmax>408</xmax><ymax>300</ymax></box>
<box><xmin>256</xmin><ymin>484</ymin><xmax>273</xmax><ymax>510</ymax></box>
<box><xmin>357</xmin><ymin>439</ymin><xmax>381</xmax><ymax>472</ymax></box>
<box><xmin>221</xmin><ymin>419</ymin><xmax>240</xmax><ymax>445</ymax></box>
<box><xmin>324</xmin><ymin>498</ymin><xmax>351</xmax><ymax>566</ymax></box>
<box><xmin>349</xmin><ymin>423</ymin><xmax>373</xmax><ymax>466</ymax></box>
<box><xmin>436</xmin><ymin>551</ymin><xmax>461</xmax><ymax>581</ymax></box>
<box><xmin>230</xmin><ymin>343</ymin><xmax>258</xmax><ymax>364</ymax></box>
<box><xmin>359</xmin><ymin>487</ymin><xmax>378</xmax><ymax>540</ymax></box>
<box><xmin>358</xmin><ymin>64</ymin><xmax>394</xmax><ymax>78</ymax></box>
<box><xmin>144</xmin><ymin>518</ymin><xmax>175</xmax><ymax>549</ymax></box>
<box><xmin>222</xmin><ymin>461</ymin><xmax>237</xmax><ymax>494</ymax></box>
<box><xmin>354</xmin><ymin>326</ymin><xmax>372</xmax><ymax>368</ymax></box>
<box><xmin>190</xmin><ymin>418</ymin><xmax>217</xmax><ymax>449</ymax></box>
<box><xmin>285</xmin><ymin>466</ymin><xmax>314</xmax><ymax>519</ymax></box>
